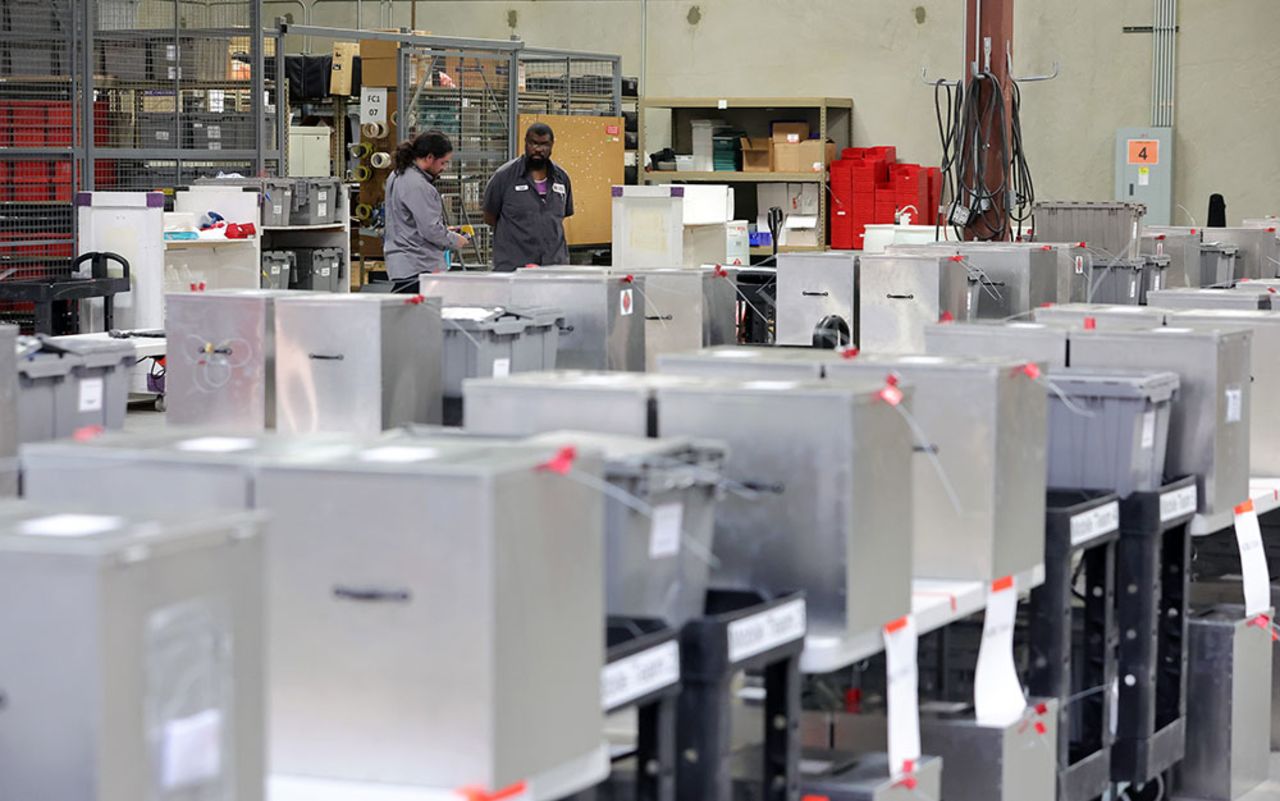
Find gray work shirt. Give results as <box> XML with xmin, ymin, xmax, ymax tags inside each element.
<box><xmin>483</xmin><ymin>156</ymin><xmax>573</xmax><ymax>272</ymax></box>
<box><xmin>384</xmin><ymin>166</ymin><xmax>455</xmax><ymax>280</ymax></box>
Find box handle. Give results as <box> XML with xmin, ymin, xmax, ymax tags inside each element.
<box><xmin>308</xmin><ymin>353</ymin><xmax>345</xmax><ymax>361</ymax></box>
<box><xmin>801</xmin><ymin>290</ymin><xmax>829</xmax><ymax>297</ymax></box>
<box><xmin>886</xmin><ymin>293</ymin><xmax>916</xmax><ymax>300</ymax></box>
<box><xmin>333</xmin><ymin>586</ymin><xmax>412</xmax><ymax>603</ymax></box>
<box><xmin>645</xmin><ymin>314</ymin><xmax>674</xmax><ymax>321</ymax></box>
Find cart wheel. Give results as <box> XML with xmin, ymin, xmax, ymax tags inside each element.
<box><xmin>154</xmin><ymin>395</ymin><xmax>166</xmax><ymax>413</ymax></box>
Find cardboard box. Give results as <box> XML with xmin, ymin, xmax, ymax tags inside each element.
<box><xmin>359</xmin><ymin>36</ymin><xmax>401</xmax><ymax>87</ymax></box>
<box><xmin>771</xmin><ymin>121</ymin><xmax>810</xmax><ymax>144</ymax></box>
<box><xmin>741</xmin><ymin>137</ymin><xmax>772</xmax><ymax>172</ymax></box>
<box><xmin>774</xmin><ymin>140</ymin><xmax>836</xmax><ymax>174</ymax></box>
<box><xmin>330</xmin><ymin>42</ymin><xmax>359</xmax><ymax>96</ymax></box>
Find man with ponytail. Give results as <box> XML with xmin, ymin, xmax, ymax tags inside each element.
<box><xmin>384</xmin><ymin>130</ymin><xmax>471</xmax><ymax>292</ymax></box>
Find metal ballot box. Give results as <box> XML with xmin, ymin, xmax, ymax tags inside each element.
<box><xmin>274</xmin><ymin>294</ymin><xmax>443</xmax><ymax>434</ymax></box>
<box><xmin>1176</xmin><ymin>605</ymin><xmax>1273</xmax><ymax>801</ymax></box>
<box><xmin>775</xmin><ymin>251</ymin><xmax>859</xmax><ymax>346</ymax></box>
<box><xmin>20</xmin><ymin>430</ymin><xmax>360</xmax><ymax>514</ymax></box>
<box><xmin>657</xmin><ymin>345</ymin><xmax>833</xmax><ymax>380</ymax></box>
<box><xmin>827</xmin><ymin>354</ymin><xmax>1046</xmax><ymax>581</ymax></box>
<box><xmin>700</xmin><ymin>264</ymin><xmax>740</xmax><ymax>346</ymax></box>
<box><xmin>165</xmin><ymin>289</ymin><xmax>296</xmax><ymax>430</ymax></box>
<box><xmin>859</xmin><ymin>253</ymin><xmax>981</xmax><ymax>353</ymax></box>
<box><xmin>463</xmin><ymin>370</ymin><xmax>705</xmax><ymax>438</ymax></box>
<box><xmin>1141</xmin><ymin>230</ymin><xmax>1201</xmax><ymax>288</ymax></box>
<box><xmin>925</xmin><ymin>320</ymin><xmax>1072</xmax><ymax>368</ymax></box>
<box><xmin>0</xmin><ymin>502</ymin><xmax>266</xmax><ymax>801</ymax></box>
<box><xmin>888</xmin><ymin>243</ymin><xmax>1058</xmax><ymax>320</ymax></box>
<box><xmin>1068</xmin><ymin>325</ymin><xmax>1252</xmax><ymax>516</ymax></box>
<box><xmin>1033</xmin><ymin>303</ymin><xmax>1167</xmax><ymax>329</ymax></box>
<box><xmin>1213</xmin><ymin>227</ymin><xmax>1279</xmax><ymax>280</ymax></box>
<box><xmin>657</xmin><ymin>378</ymin><xmax>913</xmax><ymax>641</ymax></box>
<box><xmin>255</xmin><ymin>440</ymin><xmax>607</xmax><ymax>792</ymax></box>
<box><xmin>1146</xmin><ymin>287</ymin><xmax>1272</xmax><ymax>311</ymax></box>
<box><xmin>890</xmin><ymin>241</ymin><xmax>1092</xmax><ymax>305</ymax></box>
<box><xmin>1167</xmin><ymin>309</ymin><xmax>1280</xmax><ymax>477</ymax></box>
<box><xmin>0</xmin><ymin>325</ymin><xmax>16</xmax><ymax>495</ymax></box>
<box><xmin>512</xmin><ymin>271</ymin><xmax>646</xmax><ymax>371</ymax></box>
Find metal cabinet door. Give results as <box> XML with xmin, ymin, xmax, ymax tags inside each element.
<box><xmin>275</xmin><ymin>302</ymin><xmax>382</xmax><ymax>434</ymax></box>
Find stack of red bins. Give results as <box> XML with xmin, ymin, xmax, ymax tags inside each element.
<box><xmin>0</xmin><ymin>99</ymin><xmax>116</xmax><ymax>201</ymax></box>
<box><xmin>827</xmin><ymin>146</ymin><xmax>945</xmax><ymax>249</ymax></box>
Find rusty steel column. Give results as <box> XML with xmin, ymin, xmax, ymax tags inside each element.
<box><xmin>963</xmin><ymin>0</ymin><xmax>1015</xmax><ymax>240</ymax></box>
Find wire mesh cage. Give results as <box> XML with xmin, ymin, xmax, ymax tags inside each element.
<box><xmin>90</xmin><ymin>0</ymin><xmax>282</xmax><ymax>193</ymax></box>
<box><xmin>0</xmin><ymin>0</ymin><xmax>81</xmax><ymax>330</ymax></box>
<box><xmin>517</xmin><ymin>51</ymin><xmax>621</xmax><ymax>117</ymax></box>
<box><xmin>400</xmin><ymin>44</ymin><xmax>519</xmax><ymax>267</ymax></box>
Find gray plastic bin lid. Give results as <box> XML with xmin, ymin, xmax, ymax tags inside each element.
<box><xmin>442</xmin><ymin>304</ymin><xmax>564</xmax><ymax>333</ymax></box>
<box><xmin>43</xmin><ymin>335</ymin><xmax>135</xmax><ymax>368</ymax></box>
<box><xmin>1045</xmin><ymin>368</ymin><xmax>1180</xmax><ymax>403</ymax></box>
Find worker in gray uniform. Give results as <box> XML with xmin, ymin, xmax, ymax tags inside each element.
<box><xmin>483</xmin><ymin>123</ymin><xmax>574</xmax><ymax>271</ymax></box>
<box><xmin>384</xmin><ymin>130</ymin><xmax>471</xmax><ymax>293</ymax></box>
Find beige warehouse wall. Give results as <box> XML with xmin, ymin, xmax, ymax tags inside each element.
<box><xmin>271</xmin><ymin>0</ymin><xmax>1280</xmax><ymax>223</ymax></box>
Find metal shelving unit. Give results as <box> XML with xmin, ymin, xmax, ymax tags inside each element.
<box><xmin>639</xmin><ymin>97</ymin><xmax>853</xmax><ymax>258</ymax></box>
<box><xmin>516</xmin><ymin>48</ymin><xmax>621</xmax><ymax>118</ymax></box>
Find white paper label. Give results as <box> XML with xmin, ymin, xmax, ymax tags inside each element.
<box><xmin>492</xmin><ymin>357</ymin><xmax>511</xmax><ymax>378</ymax></box>
<box><xmin>1160</xmin><ymin>485</ymin><xmax>1198</xmax><ymax>522</ymax></box>
<box><xmin>207</xmin><ymin>125</ymin><xmax>222</xmax><ymax>140</ymax></box>
<box><xmin>1234</xmin><ymin>502</ymin><xmax>1272</xmax><ymax>617</ymax></box>
<box><xmin>727</xmin><ymin>598</ymin><xmax>806</xmax><ymax>663</ymax></box>
<box><xmin>1129</xmin><ymin>275</ymin><xmax>1138</xmax><ymax>298</ymax></box>
<box><xmin>1156</xmin><ymin>240</ymin><xmax>1164</xmax><ymax>256</ymax></box>
<box><xmin>317</xmin><ymin>203</ymin><xmax>328</xmax><ymax>219</ymax></box>
<box><xmin>620</xmin><ymin>288</ymin><xmax>634</xmax><ymax>316</ymax></box>
<box><xmin>156</xmin><ymin>130</ymin><xmax>171</xmax><ymax>142</ymax></box>
<box><xmin>1226</xmin><ymin>387</ymin><xmax>1243</xmax><ymax>423</ymax></box>
<box><xmin>78</xmin><ymin>377</ymin><xmax>104</xmax><ymax>413</ymax></box>
<box><xmin>1070</xmin><ymin>501</ymin><xmax>1120</xmax><ymax>547</ymax></box>
<box><xmin>601</xmin><ymin>640</ymin><xmax>680</xmax><ymax>711</ymax></box>
<box><xmin>361</xmin><ymin>87</ymin><xmax>388</xmax><ymax>125</ymax></box>
<box><xmin>786</xmin><ymin>133</ymin><xmax>800</xmax><ymax>144</ymax></box>
<box><xmin>883</xmin><ymin>616</ymin><xmax>921</xmax><ymax>777</ymax></box>
<box><xmin>161</xmin><ymin>708</ymin><xmax>222</xmax><ymax>789</ymax></box>
<box><xmin>717</xmin><ymin>99</ymin><xmax>728</xmax><ymax>109</ymax></box>
<box><xmin>272</xmin><ymin>204</ymin><xmax>283</xmax><ymax>216</ymax></box>
<box><xmin>1074</xmin><ymin>256</ymin><xmax>1085</xmax><ymax>275</ymax></box>
<box><xmin>208</xmin><ymin>90</ymin><xmax>225</xmax><ymax>114</ymax></box>
<box><xmin>974</xmin><ymin>579</ymin><xmax>1025</xmax><ymax>726</ymax></box>
<box><xmin>649</xmin><ymin>502</ymin><xmax>683</xmax><ymax>559</ymax></box>
<box><xmin>1141</xmin><ymin>410</ymin><xmax>1157</xmax><ymax>449</ymax></box>
<box><xmin>208</xmin><ymin>142</ymin><xmax>221</xmax><ymax>151</ymax></box>
<box><xmin>1139</xmin><ymin>170</ymin><xmax>1151</xmax><ymax>187</ymax></box>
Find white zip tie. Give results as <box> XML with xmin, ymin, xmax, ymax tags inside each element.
<box><xmin>443</xmin><ymin>316</ymin><xmax>484</xmax><ymax>351</ymax></box>
<box><xmin>1036</xmin><ymin>375</ymin><xmax>1098</xmax><ymax>418</ymax></box>
<box><xmin>624</xmin><ymin>278</ymin><xmax>669</xmax><ymax>331</ymax></box>
<box><xmin>889</xmin><ymin>398</ymin><xmax>964</xmax><ymax>515</ymax></box>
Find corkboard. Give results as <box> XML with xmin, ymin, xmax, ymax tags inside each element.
<box><xmin>518</xmin><ymin>113</ymin><xmax>624</xmax><ymax>247</ymax></box>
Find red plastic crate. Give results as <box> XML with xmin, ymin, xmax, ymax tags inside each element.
<box><xmin>925</xmin><ymin>167</ymin><xmax>942</xmax><ymax>226</ymax></box>
<box><xmin>95</xmin><ymin>159</ymin><xmax>118</xmax><ymax>188</ymax></box>
<box><xmin>12</xmin><ymin>161</ymin><xmax>48</xmax><ymax>183</ymax></box>
<box><xmin>46</xmin><ymin>102</ymin><xmax>73</xmax><ymax>147</ymax></box>
<box><xmin>9</xmin><ymin>101</ymin><xmax>46</xmax><ymax>147</ymax></box>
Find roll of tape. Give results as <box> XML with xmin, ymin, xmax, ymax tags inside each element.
<box><xmin>349</xmin><ymin>141</ymin><xmax>372</xmax><ymax>158</ymax></box>
<box><xmin>370</xmin><ymin>151</ymin><xmax>392</xmax><ymax>170</ymax></box>
<box><xmin>355</xmin><ymin>204</ymin><xmax>373</xmax><ymax>221</ymax></box>
<box><xmin>360</xmin><ymin>122</ymin><xmax>387</xmax><ymax>140</ymax></box>
<box><xmin>353</xmin><ymin>165</ymin><xmax>372</xmax><ymax>182</ymax></box>
<box><xmin>390</xmin><ymin>110</ymin><xmax>399</xmax><ymax>127</ymax></box>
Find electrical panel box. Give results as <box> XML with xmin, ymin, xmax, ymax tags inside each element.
<box><xmin>1115</xmin><ymin>127</ymin><xmax>1173</xmax><ymax>226</ymax></box>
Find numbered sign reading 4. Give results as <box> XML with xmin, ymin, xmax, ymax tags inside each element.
<box><xmin>1127</xmin><ymin>139</ymin><xmax>1160</xmax><ymax>166</ymax></box>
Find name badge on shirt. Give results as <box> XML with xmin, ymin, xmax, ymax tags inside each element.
<box><xmin>514</xmin><ymin>184</ymin><xmax>529</xmax><ymax>192</ymax></box>
<box><xmin>552</xmin><ymin>182</ymin><xmax>566</xmax><ymax>195</ymax></box>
